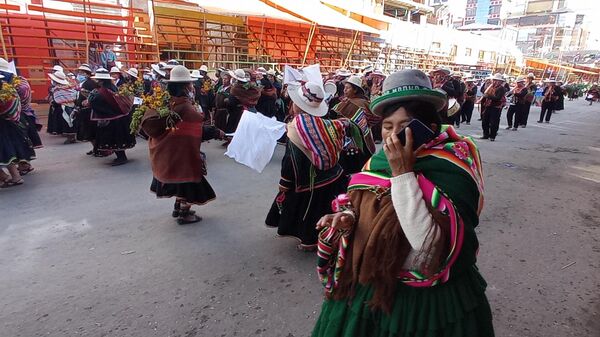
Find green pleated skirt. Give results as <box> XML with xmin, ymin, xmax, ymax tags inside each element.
<box><xmin>312</xmin><ymin>266</ymin><xmax>494</xmax><ymax>337</ymax></box>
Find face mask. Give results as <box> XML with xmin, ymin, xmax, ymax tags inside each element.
<box><xmin>187</xmin><ymin>88</ymin><xmax>195</xmax><ymax>99</ymax></box>
<box><xmin>76</xmin><ymin>74</ymin><xmax>87</xmax><ymax>83</ymax></box>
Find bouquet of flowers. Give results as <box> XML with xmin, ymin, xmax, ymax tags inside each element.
<box><xmin>118</xmin><ymin>78</ymin><xmax>144</xmax><ymax>98</ymax></box>
<box><xmin>130</xmin><ymin>85</ymin><xmax>180</xmax><ymax>136</ymax></box>
<box><xmin>0</xmin><ymin>77</ymin><xmax>21</xmax><ymax>122</ymax></box>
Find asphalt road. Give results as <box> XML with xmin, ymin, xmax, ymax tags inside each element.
<box><xmin>1</xmin><ymin>100</ymin><xmax>599</xmax><ymax>337</ymax></box>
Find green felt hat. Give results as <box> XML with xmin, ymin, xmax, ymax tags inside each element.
<box><xmin>370</xmin><ymin>69</ymin><xmax>447</xmax><ymax>115</ymax></box>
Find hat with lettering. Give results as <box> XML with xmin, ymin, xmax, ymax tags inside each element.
<box><xmin>370</xmin><ymin>69</ymin><xmax>447</xmax><ymax>115</ymax></box>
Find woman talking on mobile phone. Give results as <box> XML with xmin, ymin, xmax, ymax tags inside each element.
<box><xmin>312</xmin><ymin>69</ymin><xmax>494</xmax><ymax>337</ymax></box>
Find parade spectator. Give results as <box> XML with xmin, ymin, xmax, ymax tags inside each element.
<box><xmin>100</xmin><ymin>44</ymin><xmax>117</xmax><ymax>69</ymax></box>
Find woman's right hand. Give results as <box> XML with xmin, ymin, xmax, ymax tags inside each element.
<box><xmin>316</xmin><ymin>212</ymin><xmax>355</xmax><ymax>231</ymax></box>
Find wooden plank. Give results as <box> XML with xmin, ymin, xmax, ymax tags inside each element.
<box><xmin>154</xmin><ymin>6</ymin><xmax>244</xmax><ymax>26</ymax></box>
<box><xmin>27</xmin><ymin>4</ymin><xmax>133</xmax><ymax>21</ymax></box>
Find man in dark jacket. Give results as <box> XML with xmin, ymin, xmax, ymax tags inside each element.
<box><xmin>480</xmin><ymin>73</ymin><xmax>507</xmax><ymax>141</ymax></box>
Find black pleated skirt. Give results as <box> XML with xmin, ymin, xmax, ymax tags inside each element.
<box><xmin>150</xmin><ymin>177</ymin><xmax>216</xmax><ymax>205</ymax></box>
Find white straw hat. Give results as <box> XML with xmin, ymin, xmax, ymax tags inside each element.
<box><xmin>164</xmin><ymin>59</ymin><xmax>179</xmax><ymax>69</ymax></box>
<box><xmin>336</xmin><ymin>68</ymin><xmax>352</xmax><ymax>77</ymax></box>
<box><xmin>52</xmin><ymin>65</ymin><xmax>64</xmax><ymax>73</ymax></box>
<box><xmin>228</xmin><ymin>69</ymin><xmax>248</xmax><ymax>82</ymax></box>
<box><xmin>516</xmin><ymin>76</ymin><xmax>526</xmax><ymax>83</ymax></box>
<box><xmin>491</xmin><ymin>73</ymin><xmax>505</xmax><ymax>81</ymax></box>
<box><xmin>267</xmin><ymin>68</ymin><xmax>276</xmax><ymax>76</ymax></box>
<box><xmin>544</xmin><ymin>78</ymin><xmax>556</xmax><ymax>83</ymax></box>
<box><xmin>48</xmin><ymin>71</ymin><xmax>70</xmax><ymax>85</ymax></box>
<box><xmin>151</xmin><ymin>64</ymin><xmax>166</xmax><ymax>77</ymax></box>
<box><xmin>191</xmin><ymin>69</ymin><xmax>204</xmax><ymax>79</ymax></box>
<box><xmin>199</xmin><ymin>65</ymin><xmax>208</xmax><ymax>73</ymax></box>
<box><xmin>167</xmin><ymin>65</ymin><xmax>194</xmax><ymax>82</ymax></box>
<box><xmin>109</xmin><ymin>66</ymin><xmax>121</xmax><ymax>74</ymax></box>
<box><xmin>288</xmin><ymin>82</ymin><xmax>328</xmax><ymax>117</ymax></box>
<box><xmin>126</xmin><ymin>68</ymin><xmax>138</xmax><ymax>78</ymax></box>
<box><xmin>0</xmin><ymin>58</ymin><xmax>13</xmax><ymax>73</ymax></box>
<box><xmin>256</xmin><ymin>67</ymin><xmax>267</xmax><ymax>75</ymax></box>
<box><xmin>78</xmin><ymin>63</ymin><xmax>92</xmax><ymax>73</ymax></box>
<box><xmin>344</xmin><ymin>75</ymin><xmax>364</xmax><ymax>93</ymax></box>
<box><xmin>91</xmin><ymin>69</ymin><xmax>112</xmax><ymax>80</ymax></box>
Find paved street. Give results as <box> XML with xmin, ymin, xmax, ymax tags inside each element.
<box><xmin>1</xmin><ymin>100</ymin><xmax>599</xmax><ymax>337</ymax></box>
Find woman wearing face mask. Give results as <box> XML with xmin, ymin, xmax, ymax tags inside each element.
<box><xmin>88</xmin><ymin>69</ymin><xmax>136</xmax><ymax>165</ymax></box>
<box><xmin>312</xmin><ymin>69</ymin><xmax>493</xmax><ymax>337</ymax></box>
<box><xmin>110</xmin><ymin>67</ymin><xmax>124</xmax><ymax>87</ymax></box>
<box><xmin>74</xmin><ymin>64</ymin><xmax>101</xmax><ymax>156</ymax></box>
<box><xmin>146</xmin><ymin>66</ymin><xmax>224</xmax><ymax>225</ymax></box>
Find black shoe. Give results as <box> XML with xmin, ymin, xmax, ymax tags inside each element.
<box><xmin>111</xmin><ymin>158</ymin><xmax>128</xmax><ymax>166</ymax></box>
<box><xmin>537</xmin><ymin>120</ymin><xmax>543</xmax><ymax>123</ymax></box>
<box><xmin>545</xmin><ymin>121</ymin><xmax>549</xmax><ymax>123</ymax></box>
<box><xmin>466</xmin><ymin>122</ymin><xmax>470</xmax><ymax>125</ymax></box>
<box><xmin>505</xmin><ymin>126</ymin><xmax>512</xmax><ymax>130</ymax></box>
<box><xmin>86</xmin><ymin>150</ymin><xmax>94</xmax><ymax>155</ymax></box>
<box><xmin>480</xmin><ymin>136</ymin><xmax>489</xmax><ymax>139</ymax></box>
<box><xmin>490</xmin><ymin>138</ymin><xmax>495</xmax><ymax>141</ymax></box>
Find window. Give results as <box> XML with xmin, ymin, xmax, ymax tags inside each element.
<box><xmin>489</xmin><ymin>5</ymin><xmax>501</xmax><ymax>15</ymax></box>
<box><xmin>478</xmin><ymin>50</ymin><xmax>485</xmax><ymax>60</ymax></box>
<box><xmin>487</xmin><ymin>19</ymin><xmax>500</xmax><ymax>25</ymax></box>
<box><xmin>466</xmin><ymin>8</ymin><xmax>476</xmax><ymax>17</ymax></box>
<box><xmin>450</xmin><ymin>45</ymin><xmax>457</xmax><ymax>56</ymax></box>
<box><xmin>431</xmin><ymin>42</ymin><xmax>441</xmax><ymax>49</ymax></box>
<box><xmin>465</xmin><ymin>48</ymin><xmax>472</xmax><ymax>56</ymax></box>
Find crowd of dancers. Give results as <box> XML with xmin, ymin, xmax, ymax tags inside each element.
<box><xmin>2</xmin><ymin>53</ymin><xmax>599</xmax><ymax>336</ymax></box>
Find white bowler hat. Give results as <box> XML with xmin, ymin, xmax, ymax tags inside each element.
<box><xmin>288</xmin><ymin>82</ymin><xmax>328</xmax><ymax>117</ymax></box>
<box><xmin>167</xmin><ymin>65</ymin><xmax>194</xmax><ymax>82</ymax></box>
<box><xmin>109</xmin><ymin>66</ymin><xmax>121</xmax><ymax>74</ymax></box>
<box><xmin>516</xmin><ymin>76</ymin><xmax>526</xmax><ymax>83</ymax></box>
<box><xmin>91</xmin><ymin>69</ymin><xmax>112</xmax><ymax>80</ymax></box>
<box><xmin>126</xmin><ymin>68</ymin><xmax>138</xmax><ymax>78</ymax></box>
<box><xmin>527</xmin><ymin>73</ymin><xmax>535</xmax><ymax>78</ymax></box>
<box><xmin>544</xmin><ymin>78</ymin><xmax>556</xmax><ymax>83</ymax></box>
<box><xmin>431</xmin><ymin>66</ymin><xmax>451</xmax><ymax>76</ymax></box>
<box><xmin>191</xmin><ymin>70</ymin><xmax>204</xmax><ymax>79</ymax></box>
<box><xmin>48</xmin><ymin>71</ymin><xmax>70</xmax><ymax>85</ymax></box>
<box><xmin>52</xmin><ymin>65</ymin><xmax>64</xmax><ymax>73</ymax></box>
<box><xmin>199</xmin><ymin>65</ymin><xmax>208</xmax><ymax>72</ymax></box>
<box><xmin>228</xmin><ymin>69</ymin><xmax>248</xmax><ymax>83</ymax></box>
<box><xmin>256</xmin><ymin>67</ymin><xmax>267</xmax><ymax>75</ymax></box>
<box><xmin>267</xmin><ymin>68</ymin><xmax>276</xmax><ymax>76</ymax></box>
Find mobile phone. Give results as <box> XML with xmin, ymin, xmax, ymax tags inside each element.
<box><xmin>397</xmin><ymin>119</ymin><xmax>435</xmax><ymax>150</ymax></box>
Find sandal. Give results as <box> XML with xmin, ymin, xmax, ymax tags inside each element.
<box><xmin>296</xmin><ymin>243</ymin><xmax>317</xmax><ymax>252</ymax></box>
<box><xmin>172</xmin><ymin>201</ymin><xmax>196</xmax><ymax>218</ymax></box>
<box><xmin>19</xmin><ymin>167</ymin><xmax>34</xmax><ymax>176</ymax></box>
<box><xmin>177</xmin><ymin>209</ymin><xmax>202</xmax><ymax>225</ymax></box>
<box><xmin>0</xmin><ymin>178</ymin><xmax>24</xmax><ymax>188</ymax></box>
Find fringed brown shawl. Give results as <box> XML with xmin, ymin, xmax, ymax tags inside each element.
<box><xmin>148</xmin><ymin>96</ymin><xmax>205</xmax><ymax>183</ymax></box>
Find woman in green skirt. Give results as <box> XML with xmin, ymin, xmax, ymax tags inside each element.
<box><xmin>313</xmin><ymin>69</ymin><xmax>494</xmax><ymax>337</ymax></box>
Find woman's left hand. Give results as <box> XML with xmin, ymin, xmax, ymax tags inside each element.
<box><xmin>383</xmin><ymin>128</ymin><xmax>422</xmax><ymax>177</ymax></box>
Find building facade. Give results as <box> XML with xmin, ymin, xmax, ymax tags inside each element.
<box><xmin>506</xmin><ymin>0</ymin><xmax>588</xmax><ymax>57</ymax></box>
